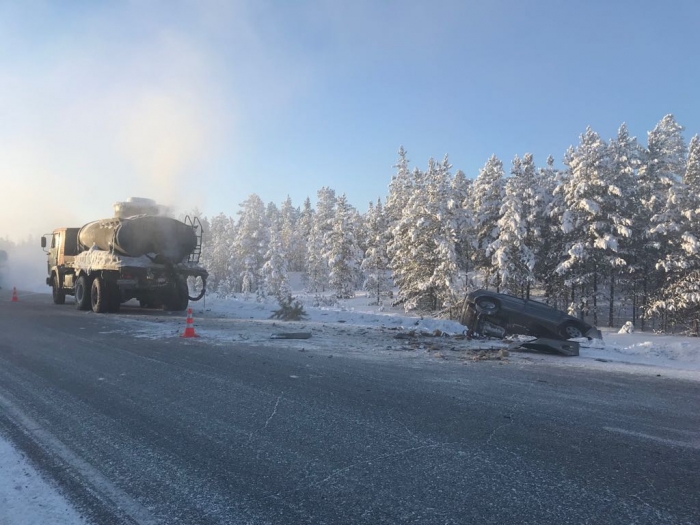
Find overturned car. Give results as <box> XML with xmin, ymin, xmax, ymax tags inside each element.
<box><xmin>461</xmin><ymin>289</ymin><xmax>602</xmax><ymax>355</ymax></box>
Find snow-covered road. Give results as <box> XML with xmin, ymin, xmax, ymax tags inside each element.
<box><xmin>2</xmin><ymin>290</ymin><xmax>699</xmax><ymax>524</ymax></box>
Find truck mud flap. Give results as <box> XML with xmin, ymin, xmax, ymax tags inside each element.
<box><xmin>509</xmin><ymin>337</ymin><xmax>580</xmax><ymax>357</ymax></box>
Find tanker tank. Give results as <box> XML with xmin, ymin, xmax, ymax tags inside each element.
<box><xmin>78</xmin><ymin>215</ymin><xmax>197</xmax><ymax>264</ymax></box>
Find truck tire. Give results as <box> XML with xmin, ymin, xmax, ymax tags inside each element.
<box><xmin>162</xmin><ymin>279</ymin><xmax>189</xmax><ymax>312</ymax></box>
<box><xmin>52</xmin><ymin>274</ymin><xmax>66</xmax><ymax>305</ymax></box>
<box><xmin>107</xmin><ymin>281</ymin><xmax>121</xmax><ymax>313</ymax></box>
<box><xmin>74</xmin><ymin>275</ymin><xmax>92</xmax><ymax>311</ymax></box>
<box><xmin>91</xmin><ymin>276</ymin><xmax>108</xmax><ymax>313</ymax></box>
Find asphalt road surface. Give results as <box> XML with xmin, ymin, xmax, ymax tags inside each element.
<box><xmin>1</xmin><ymin>291</ymin><xmax>699</xmax><ymax>525</ymax></box>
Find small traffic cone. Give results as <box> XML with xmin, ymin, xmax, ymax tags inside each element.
<box><xmin>181</xmin><ymin>308</ymin><xmax>198</xmax><ymax>338</ymax></box>
<box><xmin>11</xmin><ymin>287</ymin><xmax>18</xmax><ymax>302</ymax></box>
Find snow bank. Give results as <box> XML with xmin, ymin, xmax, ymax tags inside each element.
<box><xmin>0</xmin><ymin>436</ymin><xmax>86</xmax><ymax>524</ymax></box>
<box><xmin>113</xmin><ymin>290</ymin><xmax>700</xmax><ymax>379</ymax></box>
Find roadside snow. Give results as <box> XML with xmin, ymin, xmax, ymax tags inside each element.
<box><xmin>0</xmin><ymin>436</ymin><xmax>86</xmax><ymax>525</ymax></box>
<box><xmin>116</xmin><ymin>291</ymin><xmax>700</xmax><ymax>380</ymax></box>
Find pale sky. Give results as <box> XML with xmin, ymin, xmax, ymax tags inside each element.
<box><xmin>1</xmin><ymin>0</ymin><xmax>698</xmax><ymax>240</ymax></box>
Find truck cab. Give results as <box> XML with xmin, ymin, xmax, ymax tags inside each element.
<box><xmin>42</xmin><ymin>228</ymin><xmax>80</xmax><ymax>304</ymax></box>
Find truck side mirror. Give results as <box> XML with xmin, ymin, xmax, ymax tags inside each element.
<box><xmin>41</xmin><ymin>237</ymin><xmax>47</xmax><ymax>248</ymax></box>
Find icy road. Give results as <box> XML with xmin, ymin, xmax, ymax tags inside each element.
<box><xmin>1</xmin><ymin>292</ymin><xmax>699</xmax><ymax>524</ymax></box>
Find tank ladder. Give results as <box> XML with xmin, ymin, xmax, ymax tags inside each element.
<box><xmin>185</xmin><ymin>216</ymin><xmax>203</xmax><ymax>264</ymax></box>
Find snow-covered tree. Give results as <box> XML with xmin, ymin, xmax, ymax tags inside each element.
<box><xmin>305</xmin><ymin>187</ymin><xmax>336</xmax><ymax>292</ymax></box>
<box><xmin>279</xmin><ymin>196</ymin><xmax>303</xmax><ymax>271</ymax></box>
<box><xmin>603</xmin><ymin>124</ymin><xmax>643</xmax><ymax>325</ymax></box>
<box><xmin>390</xmin><ymin>157</ymin><xmax>459</xmax><ymax>311</ymax></box>
<box><xmin>385</xmin><ymin>146</ymin><xmax>412</xmax><ymax>227</ymax></box>
<box><xmin>650</xmin><ymin>134</ymin><xmax>700</xmax><ymax>329</ymax></box>
<box><xmin>638</xmin><ymin>115</ymin><xmax>687</xmax><ymax>326</ymax></box>
<box><xmin>361</xmin><ymin>199</ymin><xmax>392</xmax><ymax>303</ymax></box>
<box><xmin>450</xmin><ymin>170</ymin><xmax>472</xmax><ymax>284</ymax></box>
<box><xmin>261</xmin><ymin>228</ymin><xmax>290</xmax><ymax>300</ymax></box>
<box><xmin>534</xmin><ymin>155</ymin><xmax>568</xmax><ymax>308</ymax></box>
<box><xmin>200</xmin><ymin>213</ymin><xmax>237</xmax><ymax>295</ymax></box>
<box><xmin>324</xmin><ymin>194</ymin><xmax>360</xmax><ymax>299</ymax></box>
<box><xmin>234</xmin><ymin>194</ymin><xmax>269</xmax><ymax>294</ymax></box>
<box><xmin>489</xmin><ymin>154</ymin><xmax>541</xmax><ymax>297</ymax></box>
<box><xmin>556</xmin><ymin>128</ymin><xmax>613</xmax><ymax>323</ymax></box>
<box><xmin>466</xmin><ymin>155</ymin><xmax>505</xmax><ymax>288</ymax></box>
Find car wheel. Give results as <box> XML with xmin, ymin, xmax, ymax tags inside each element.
<box><xmin>559</xmin><ymin>322</ymin><xmax>584</xmax><ymax>339</ymax></box>
<box><xmin>74</xmin><ymin>275</ymin><xmax>92</xmax><ymax>311</ymax></box>
<box><xmin>91</xmin><ymin>276</ymin><xmax>108</xmax><ymax>313</ymax></box>
<box><xmin>475</xmin><ymin>297</ymin><xmax>500</xmax><ymax>314</ymax></box>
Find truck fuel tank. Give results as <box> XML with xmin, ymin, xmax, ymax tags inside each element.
<box><xmin>78</xmin><ymin>215</ymin><xmax>197</xmax><ymax>264</ymax></box>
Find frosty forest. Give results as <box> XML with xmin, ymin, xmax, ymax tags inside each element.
<box><xmin>194</xmin><ymin>114</ymin><xmax>699</xmax><ymax>333</ymax></box>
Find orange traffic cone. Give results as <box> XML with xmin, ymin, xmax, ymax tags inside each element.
<box><xmin>11</xmin><ymin>287</ymin><xmax>18</xmax><ymax>302</ymax></box>
<box><xmin>181</xmin><ymin>308</ymin><xmax>198</xmax><ymax>338</ymax></box>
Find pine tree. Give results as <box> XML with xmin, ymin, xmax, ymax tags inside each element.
<box><xmin>639</xmin><ymin>115</ymin><xmax>687</xmax><ymax>327</ymax></box>
<box><xmin>467</xmin><ymin>155</ymin><xmax>505</xmax><ymax>288</ymax></box>
<box><xmin>489</xmin><ymin>154</ymin><xmax>540</xmax><ymax>297</ymax></box>
<box><xmin>534</xmin><ymin>155</ymin><xmax>568</xmax><ymax>309</ymax></box>
<box><xmin>385</xmin><ymin>146</ymin><xmax>412</xmax><ymax>226</ymax></box>
<box><xmin>650</xmin><ymin>134</ymin><xmax>700</xmax><ymax>330</ymax></box>
<box><xmin>279</xmin><ymin>196</ymin><xmax>303</xmax><ymax>272</ymax></box>
<box><xmin>555</xmin><ymin>128</ymin><xmax>614</xmax><ymax>323</ymax></box>
<box><xmin>324</xmin><ymin>194</ymin><xmax>360</xmax><ymax>299</ymax></box>
<box><xmin>305</xmin><ymin>187</ymin><xmax>336</xmax><ymax>292</ymax></box>
<box><xmin>262</xmin><ymin>228</ymin><xmax>290</xmax><ymax>300</ymax></box>
<box><xmin>604</xmin><ymin>124</ymin><xmax>643</xmax><ymax>326</ymax></box>
<box><xmin>201</xmin><ymin>213</ymin><xmax>237</xmax><ymax>296</ymax></box>
<box><xmin>297</xmin><ymin>197</ymin><xmax>314</xmax><ymax>278</ymax></box>
<box><xmin>234</xmin><ymin>194</ymin><xmax>269</xmax><ymax>294</ymax></box>
<box><xmin>361</xmin><ymin>199</ymin><xmax>391</xmax><ymax>304</ymax></box>
<box><xmin>450</xmin><ymin>170</ymin><xmax>472</xmax><ymax>287</ymax></box>
<box><xmin>389</xmin><ymin>157</ymin><xmax>458</xmax><ymax>311</ymax></box>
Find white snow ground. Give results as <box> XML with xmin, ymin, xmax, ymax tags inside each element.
<box><xmin>0</xmin><ymin>438</ymin><xmax>87</xmax><ymax>525</ymax></box>
<box><xmin>3</xmin><ymin>288</ymin><xmax>700</xmax><ymax>525</ymax></box>
<box><xmin>122</xmin><ymin>289</ymin><xmax>700</xmax><ymax>380</ymax></box>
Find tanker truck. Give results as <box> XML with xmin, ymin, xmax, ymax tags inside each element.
<box><xmin>41</xmin><ymin>198</ymin><xmax>207</xmax><ymax>313</ymax></box>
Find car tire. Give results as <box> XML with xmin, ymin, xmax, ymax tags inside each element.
<box><xmin>475</xmin><ymin>297</ymin><xmax>500</xmax><ymax>315</ymax></box>
<box><xmin>91</xmin><ymin>276</ymin><xmax>108</xmax><ymax>313</ymax></box>
<box><xmin>559</xmin><ymin>322</ymin><xmax>584</xmax><ymax>340</ymax></box>
<box><xmin>74</xmin><ymin>275</ymin><xmax>92</xmax><ymax>311</ymax></box>
<box><xmin>52</xmin><ymin>274</ymin><xmax>66</xmax><ymax>305</ymax></box>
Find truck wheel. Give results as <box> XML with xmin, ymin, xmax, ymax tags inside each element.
<box><xmin>162</xmin><ymin>279</ymin><xmax>189</xmax><ymax>312</ymax></box>
<box><xmin>74</xmin><ymin>275</ymin><xmax>92</xmax><ymax>311</ymax></box>
<box><xmin>52</xmin><ymin>275</ymin><xmax>66</xmax><ymax>305</ymax></box>
<box><xmin>174</xmin><ymin>279</ymin><xmax>189</xmax><ymax>311</ymax></box>
<box><xmin>107</xmin><ymin>282</ymin><xmax>121</xmax><ymax>313</ymax></box>
<box><xmin>91</xmin><ymin>276</ymin><xmax>108</xmax><ymax>313</ymax></box>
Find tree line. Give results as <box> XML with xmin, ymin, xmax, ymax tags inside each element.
<box><xmin>197</xmin><ymin>114</ymin><xmax>700</xmax><ymax>333</ymax></box>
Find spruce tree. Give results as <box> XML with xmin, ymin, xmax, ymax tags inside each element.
<box><xmin>324</xmin><ymin>194</ymin><xmax>360</xmax><ymax>299</ymax></box>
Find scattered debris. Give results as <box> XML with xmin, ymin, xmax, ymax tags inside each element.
<box><xmin>509</xmin><ymin>337</ymin><xmax>580</xmax><ymax>357</ymax></box>
<box><xmin>270</xmin><ymin>332</ymin><xmax>312</xmax><ymax>340</ymax></box>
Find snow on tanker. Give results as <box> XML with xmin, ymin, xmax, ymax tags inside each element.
<box><xmin>42</xmin><ymin>198</ymin><xmax>207</xmax><ymax>313</ymax></box>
